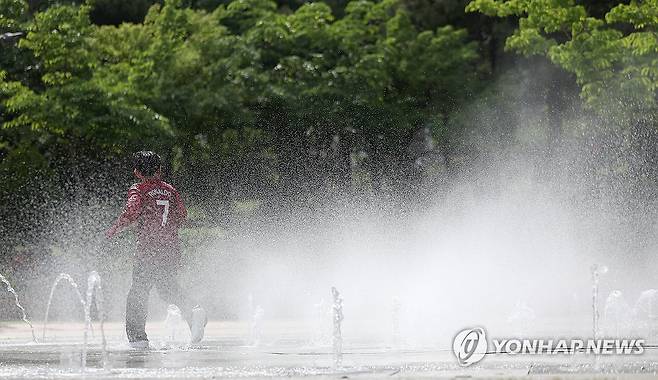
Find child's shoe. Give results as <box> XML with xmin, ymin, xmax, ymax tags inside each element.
<box><xmin>190</xmin><ymin>306</ymin><xmax>208</xmax><ymax>344</ymax></box>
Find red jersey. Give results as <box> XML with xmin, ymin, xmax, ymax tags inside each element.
<box><xmin>107</xmin><ymin>179</ymin><xmax>187</xmax><ymax>257</ymax></box>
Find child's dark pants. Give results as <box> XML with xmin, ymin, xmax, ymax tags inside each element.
<box><xmin>126</xmin><ymin>254</ymin><xmax>192</xmax><ymax>342</ymax></box>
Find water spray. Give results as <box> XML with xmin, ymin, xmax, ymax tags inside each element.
<box><xmin>602</xmin><ymin>290</ymin><xmax>627</xmax><ymax>337</ymax></box>
<box><xmin>249</xmin><ymin>306</ymin><xmax>264</xmax><ymax>347</ymax></box>
<box><xmin>331</xmin><ymin>287</ymin><xmax>343</xmax><ymax>368</ymax></box>
<box><xmin>0</xmin><ymin>273</ymin><xmax>36</xmax><ymax>342</ymax></box>
<box><xmin>590</xmin><ymin>264</ymin><xmax>608</xmax><ymax>340</ymax></box>
<box><xmin>247</xmin><ymin>293</ymin><xmax>264</xmax><ymax>346</ymax></box>
<box><xmin>42</xmin><ymin>273</ymin><xmax>87</xmax><ymax>341</ymax></box>
<box><xmin>633</xmin><ymin>289</ymin><xmax>658</xmax><ymax>340</ymax></box>
<box><xmin>82</xmin><ymin>271</ymin><xmax>107</xmax><ymax>370</ymax></box>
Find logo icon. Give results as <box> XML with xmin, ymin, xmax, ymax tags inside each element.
<box><xmin>453</xmin><ymin>327</ymin><xmax>488</xmax><ymax>366</ymax></box>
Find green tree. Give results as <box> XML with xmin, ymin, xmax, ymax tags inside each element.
<box><xmin>2</xmin><ymin>4</ymin><xmax>172</xmax><ymax>151</ymax></box>
<box><xmin>224</xmin><ymin>0</ymin><xmax>480</xmax><ymax>196</ymax></box>
<box><xmin>466</xmin><ymin>0</ymin><xmax>658</xmax><ymax>122</ymax></box>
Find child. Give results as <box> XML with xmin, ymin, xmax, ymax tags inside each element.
<box><xmin>106</xmin><ymin>151</ymin><xmax>207</xmax><ymax>348</ymax></box>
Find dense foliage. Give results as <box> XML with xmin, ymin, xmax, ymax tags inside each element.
<box><xmin>467</xmin><ymin>0</ymin><xmax>658</xmax><ymax>120</ymax></box>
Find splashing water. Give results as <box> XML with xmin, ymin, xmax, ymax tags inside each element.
<box><xmin>590</xmin><ymin>264</ymin><xmax>608</xmax><ymax>340</ymax></box>
<box><xmin>331</xmin><ymin>287</ymin><xmax>343</xmax><ymax>368</ymax></box>
<box><xmin>246</xmin><ymin>293</ymin><xmax>264</xmax><ymax>347</ymax></box>
<box><xmin>249</xmin><ymin>305</ymin><xmax>264</xmax><ymax>347</ymax></box>
<box><xmin>82</xmin><ymin>271</ymin><xmax>107</xmax><ymax>370</ymax></box>
<box><xmin>633</xmin><ymin>289</ymin><xmax>658</xmax><ymax>339</ymax></box>
<box><xmin>0</xmin><ymin>273</ymin><xmax>36</xmax><ymax>342</ymax></box>
<box><xmin>42</xmin><ymin>273</ymin><xmax>87</xmax><ymax>341</ymax></box>
<box><xmin>603</xmin><ymin>290</ymin><xmax>629</xmax><ymax>337</ymax></box>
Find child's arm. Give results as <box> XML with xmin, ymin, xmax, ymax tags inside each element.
<box><xmin>106</xmin><ymin>186</ymin><xmax>142</xmax><ymax>239</ymax></box>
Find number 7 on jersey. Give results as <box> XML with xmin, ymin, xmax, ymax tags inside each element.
<box><xmin>156</xmin><ymin>200</ymin><xmax>170</xmax><ymax>226</ymax></box>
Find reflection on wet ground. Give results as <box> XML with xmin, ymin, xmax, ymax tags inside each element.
<box><xmin>2</xmin><ymin>321</ymin><xmax>658</xmax><ymax>378</ymax></box>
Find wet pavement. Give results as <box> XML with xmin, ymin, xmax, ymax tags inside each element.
<box><xmin>2</xmin><ymin>321</ymin><xmax>658</xmax><ymax>378</ymax></box>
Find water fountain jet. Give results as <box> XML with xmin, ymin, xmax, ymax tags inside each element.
<box><xmin>331</xmin><ymin>287</ymin><xmax>343</xmax><ymax>368</ymax></box>
<box><xmin>591</xmin><ymin>264</ymin><xmax>608</xmax><ymax>339</ymax></box>
<box><xmin>249</xmin><ymin>305</ymin><xmax>264</xmax><ymax>347</ymax></box>
<box><xmin>633</xmin><ymin>289</ymin><xmax>658</xmax><ymax>340</ymax></box>
<box><xmin>81</xmin><ymin>271</ymin><xmax>106</xmax><ymax>370</ymax></box>
<box><xmin>603</xmin><ymin>290</ymin><xmax>628</xmax><ymax>337</ymax></box>
<box><xmin>0</xmin><ymin>273</ymin><xmax>36</xmax><ymax>342</ymax></box>
<box><xmin>42</xmin><ymin>273</ymin><xmax>87</xmax><ymax>341</ymax></box>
